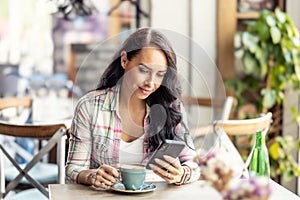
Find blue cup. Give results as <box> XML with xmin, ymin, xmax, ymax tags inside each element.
<box><xmin>120</xmin><ymin>163</ymin><xmax>146</xmax><ymax>190</ymax></box>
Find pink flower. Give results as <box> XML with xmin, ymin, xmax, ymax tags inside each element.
<box><xmin>194</xmin><ymin>148</ymin><xmax>272</xmax><ymax>199</ymax></box>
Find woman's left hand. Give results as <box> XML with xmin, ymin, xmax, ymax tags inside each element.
<box><xmin>149</xmin><ymin>155</ymin><xmax>184</xmax><ymax>184</ymax></box>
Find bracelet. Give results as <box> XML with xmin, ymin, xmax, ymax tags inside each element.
<box><xmin>183</xmin><ymin>166</ymin><xmax>191</xmax><ymax>183</ymax></box>
<box><xmin>174</xmin><ymin>166</ymin><xmax>191</xmax><ymax>186</ymax></box>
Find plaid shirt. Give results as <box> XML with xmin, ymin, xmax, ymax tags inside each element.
<box><xmin>65</xmin><ymin>84</ymin><xmax>200</xmax><ymax>183</ymax></box>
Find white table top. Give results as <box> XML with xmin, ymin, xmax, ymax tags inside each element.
<box><xmin>32</xmin><ymin>96</ymin><xmax>76</xmax><ymax>127</ymax></box>
<box><xmin>49</xmin><ymin>180</ymin><xmax>300</xmax><ymax>200</ymax></box>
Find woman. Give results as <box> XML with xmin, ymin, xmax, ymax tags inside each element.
<box><xmin>66</xmin><ymin>28</ymin><xmax>200</xmax><ymax>189</ymax></box>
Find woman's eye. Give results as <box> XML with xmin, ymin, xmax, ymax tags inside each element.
<box><xmin>157</xmin><ymin>73</ymin><xmax>166</xmax><ymax>78</ymax></box>
<box><xmin>138</xmin><ymin>67</ymin><xmax>149</xmax><ymax>73</ymax></box>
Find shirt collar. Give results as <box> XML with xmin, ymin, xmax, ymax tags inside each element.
<box><xmin>102</xmin><ymin>84</ymin><xmax>120</xmax><ymax>111</ymax></box>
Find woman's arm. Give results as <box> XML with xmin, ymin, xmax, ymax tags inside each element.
<box><xmin>65</xmin><ymin>94</ymin><xmax>120</xmax><ymax>189</ymax></box>
<box><xmin>65</xmin><ymin>97</ymin><xmax>93</xmax><ymax>183</ymax></box>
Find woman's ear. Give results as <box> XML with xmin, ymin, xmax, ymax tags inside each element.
<box><xmin>120</xmin><ymin>51</ymin><xmax>127</xmax><ymax>69</ymax></box>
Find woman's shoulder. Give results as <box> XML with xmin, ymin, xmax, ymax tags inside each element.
<box><xmin>75</xmin><ymin>86</ymin><xmax>119</xmax><ymax>109</ymax></box>
<box><xmin>77</xmin><ymin>89</ymin><xmax>108</xmax><ymax>103</ymax></box>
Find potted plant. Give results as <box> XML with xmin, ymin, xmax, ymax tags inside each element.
<box><xmin>225</xmin><ymin>8</ymin><xmax>300</xmax><ymax>181</ymax></box>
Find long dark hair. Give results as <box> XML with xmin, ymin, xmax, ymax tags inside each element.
<box><xmin>97</xmin><ymin>28</ymin><xmax>187</xmax><ymax>153</ymax></box>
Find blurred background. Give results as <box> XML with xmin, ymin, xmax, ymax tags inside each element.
<box><xmin>1</xmin><ymin>0</ymin><xmax>300</xmax><ymax>196</ymax></box>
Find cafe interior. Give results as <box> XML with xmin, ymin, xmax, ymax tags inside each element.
<box><xmin>0</xmin><ymin>0</ymin><xmax>300</xmax><ymax>199</ymax></box>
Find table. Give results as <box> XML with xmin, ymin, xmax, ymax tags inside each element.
<box><xmin>32</xmin><ymin>96</ymin><xmax>76</xmax><ymax>127</ymax></box>
<box><xmin>49</xmin><ymin>180</ymin><xmax>300</xmax><ymax>200</ymax></box>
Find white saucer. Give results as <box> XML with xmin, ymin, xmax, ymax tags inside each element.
<box><xmin>110</xmin><ymin>183</ymin><xmax>156</xmax><ymax>194</ymax></box>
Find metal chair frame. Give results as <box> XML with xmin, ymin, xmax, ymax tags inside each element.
<box><xmin>0</xmin><ymin>122</ymin><xmax>67</xmax><ymax>199</ymax></box>
<box><xmin>0</xmin><ymin>96</ymin><xmax>67</xmax><ymax>199</ymax></box>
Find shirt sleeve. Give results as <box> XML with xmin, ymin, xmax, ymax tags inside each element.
<box><xmin>65</xmin><ymin>97</ymin><xmax>93</xmax><ymax>183</ymax></box>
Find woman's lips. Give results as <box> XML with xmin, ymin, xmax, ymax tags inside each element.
<box><xmin>139</xmin><ymin>87</ymin><xmax>152</xmax><ymax>95</ymax></box>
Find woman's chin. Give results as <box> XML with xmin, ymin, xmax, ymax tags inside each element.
<box><xmin>136</xmin><ymin>93</ymin><xmax>150</xmax><ymax>100</ymax></box>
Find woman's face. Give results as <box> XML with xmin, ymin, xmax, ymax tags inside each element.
<box><xmin>121</xmin><ymin>47</ymin><xmax>168</xmax><ymax>100</ymax></box>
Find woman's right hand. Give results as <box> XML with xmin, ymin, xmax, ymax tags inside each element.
<box><xmin>93</xmin><ymin>164</ymin><xmax>120</xmax><ymax>189</ymax></box>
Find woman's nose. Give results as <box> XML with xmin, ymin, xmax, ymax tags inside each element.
<box><xmin>145</xmin><ymin>74</ymin><xmax>155</xmax><ymax>86</ymax></box>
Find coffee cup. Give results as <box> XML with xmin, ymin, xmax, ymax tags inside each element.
<box><xmin>119</xmin><ymin>163</ymin><xmax>146</xmax><ymax>190</ymax></box>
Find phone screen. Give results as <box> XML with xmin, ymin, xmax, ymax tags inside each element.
<box><xmin>146</xmin><ymin>139</ymin><xmax>185</xmax><ymax>169</ymax></box>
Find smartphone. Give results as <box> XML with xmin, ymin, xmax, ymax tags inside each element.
<box><xmin>146</xmin><ymin>139</ymin><xmax>186</xmax><ymax>170</ymax></box>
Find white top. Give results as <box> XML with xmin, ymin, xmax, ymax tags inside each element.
<box><xmin>119</xmin><ymin>135</ymin><xmax>144</xmax><ymax>164</ymax></box>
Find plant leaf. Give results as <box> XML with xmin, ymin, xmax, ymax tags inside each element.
<box><xmin>284</xmin><ymin>24</ymin><xmax>294</xmax><ymax>38</ymax></box>
<box><xmin>292</xmin><ymin>37</ymin><xmax>300</xmax><ymax>47</ymax></box>
<box><xmin>261</xmin><ymin>89</ymin><xmax>276</xmax><ymax>109</ymax></box>
<box><xmin>242</xmin><ymin>32</ymin><xmax>257</xmax><ymax>52</ymax></box>
<box><xmin>282</xmin><ymin>48</ymin><xmax>292</xmax><ymax>63</ymax></box>
<box><xmin>260</xmin><ymin>62</ymin><xmax>268</xmax><ymax>77</ymax></box>
<box><xmin>286</xmin><ymin>14</ymin><xmax>300</xmax><ymax>38</ymax></box>
<box><xmin>275</xmin><ymin>8</ymin><xmax>286</xmax><ymax>23</ymax></box>
<box><xmin>242</xmin><ymin>52</ymin><xmax>258</xmax><ymax>74</ymax></box>
<box><xmin>292</xmin><ymin>50</ymin><xmax>300</xmax><ymax>80</ymax></box>
<box><xmin>291</xmin><ymin>25</ymin><xmax>300</xmax><ymax>38</ymax></box>
<box><xmin>269</xmin><ymin>142</ymin><xmax>279</xmax><ymax>160</ymax></box>
<box><xmin>290</xmin><ymin>106</ymin><xmax>300</xmax><ymax>126</ymax></box>
<box><xmin>258</xmin><ymin>21</ymin><xmax>270</xmax><ymax>41</ymax></box>
<box><xmin>266</xmin><ymin>15</ymin><xmax>276</xmax><ymax>27</ymax></box>
<box><xmin>283</xmin><ymin>169</ymin><xmax>294</xmax><ymax>182</ymax></box>
<box><xmin>270</xmin><ymin>27</ymin><xmax>281</xmax><ymax>44</ymax></box>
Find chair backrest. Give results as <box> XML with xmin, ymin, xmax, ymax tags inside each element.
<box><xmin>183</xmin><ymin>95</ymin><xmax>272</xmax><ymax>178</ymax></box>
<box><xmin>181</xmin><ymin>96</ymin><xmax>213</xmax><ymax>107</ymax></box>
<box><xmin>0</xmin><ymin>95</ymin><xmax>32</xmax><ymax>110</ymax></box>
<box><xmin>0</xmin><ymin>97</ymin><xmax>67</xmax><ymax>199</ymax></box>
<box><xmin>214</xmin><ymin>112</ymin><xmax>273</xmax><ymax>136</ymax></box>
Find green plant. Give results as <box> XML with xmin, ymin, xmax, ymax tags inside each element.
<box><xmin>239</xmin><ymin>8</ymin><xmax>300</xmax><ymax>110</ymax></box>
<box><xmin>226</xmin><ymin>8</ymin><xmax>300</xmax><ymax>182</ymax></box>
<box><xmin>269</xmin><ymin>136</ymin><xmax>300</xmax><ymax>181</ymax></box>
<box><xmin>228</xmin><ymin>8</ymin><xmax>300</xmax><ymax>112</ymax></box>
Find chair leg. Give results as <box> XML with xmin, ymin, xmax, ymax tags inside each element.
<box><xmin>0</xmin><ymin>147</ymin><xmax>5</xmax><ymax>200</ymax></box>
<box><xmin>2</xmin><ymin>128</ymin><xmax>65</xmax><ymax>198</ymax></box>
<box><xmin>0</xmin><ymin>145</ymin><xmax>49</xmax><ymax>198</ymax></box>
<box><xmin>57</xmin><ymin>135</ymin><xmax>67</xmax><ymax>184</ymax></box>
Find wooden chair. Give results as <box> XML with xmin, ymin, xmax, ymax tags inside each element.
<box><xmin>0</xmin><ymin>96</ymin><xmax>32</xmax><ymax>110</ymax></box>
<box><xmin>181</xmin><ymin>96</ymin><xmax>213</xmax><ymax>107</ymax></box>
<box><xmin>0</xmin><ymin>96</ymin><xmax>67</xmax><ymax>199</ymax></box>
<box><xmin>182</xmin><ymin>95</ymin><xmax>272</xmax><ymax>178</ymax></box>
<box><xmin>212</xmin><ymin>112</ymin><xmax>273</xmax><ymax>178</ymax></box>
<box><xmin>213</xmin><ymin>112</ymin><xmax>273</xmax><ymax>136</ymax></box>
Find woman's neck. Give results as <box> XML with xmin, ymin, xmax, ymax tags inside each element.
<box><xmin>119</xmin><ymin>84</ymin><xmax>146</xmax><ymax>142</ymax></box>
